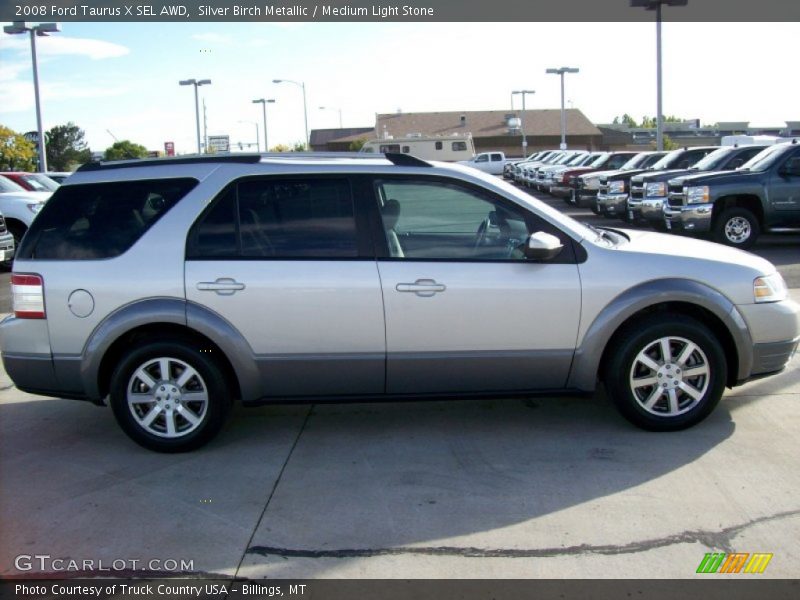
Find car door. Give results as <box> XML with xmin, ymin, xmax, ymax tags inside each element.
<box><xmin>768</xmin><ymin>149</ymin><xmax>800</xmax><ymax>225</ymax></box>
<box><xmin>369</xmin><ymin>176</ymin><xmax>582</xmax><ymax>395</ymax></box>
<box><xmin>185</xmin><ymin>176</ymin><xmax>385</xmax><ymax>397</ymax></box>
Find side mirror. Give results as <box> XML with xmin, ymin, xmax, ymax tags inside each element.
<box><xmin>524</xmin><ymin>231</ymin><xmax>564</xmax><ymax>261</ymax></box>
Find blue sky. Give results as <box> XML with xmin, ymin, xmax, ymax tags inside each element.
<box><xmin>1</xmin><ymin>21</ymin><xmax>798</xmax><ymax>155</ymax></box>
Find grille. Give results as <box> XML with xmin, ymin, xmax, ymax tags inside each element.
<box><xmin>630</xmin><ymin>184</ymin><xmax>644</xmax><ymax>200</ymax></box>
<box><xmin>668</xmin><ymin>191</ymin><xmax>685</xmax><ymax>208</ymax></box>
<box><xmin>0</xmin><ymin>215</ymin><xmax>6</xmax><ymax>234</ymax></box>
<box><xmin>599</xmin><ymin>184</ymin><xmax>609</xmax><ymax>195</ymax></box>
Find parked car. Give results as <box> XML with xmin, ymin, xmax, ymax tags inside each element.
<box><xmin>504</xmin><ymin>151</ymin><xmax>553</xmax><ymax>179</ymax></box>
<box><xmin>537</xmin><ymin>152</ymin><xmax>599</xmax><ymax>193</ymax></box>
<box><xmin>0</xmin><ymin>211</ymin><xmax>16</xmax><ymax>268</ymax></box>
<box><xmin>458</xmin><ymin>151</ymin><xmax>520</xmax><ymax>175</ymax></box>
<box><xmin>551</xmin><ymin>151</ymin><xmax>637</xmax><ymax>201</ymax></box>
<box><xmin>625</xmin><ymin>147</ymin><xmax>719</xmax><ymax>224</ymax></box>
<box><xmin>517</xmin><ymin>151</ymin><xmax>564</xmax><ymax>184</ymax></box>
<box><xmin>1</xmin><ymin>153</ymin><xmax>798</xmax><ymax>452</ymax></box>
<box><xmin>0</xmin><ymin>175</ymin><xmax>50</xmax><ymax>261</ymax></box>
<box><xmin>0</xmin><ymin>172</ymin><xmax>59</xmax><ymax>193</ymax></box>
<box><xmin>530</xmin><ymin>151</ymin><xmax>586</xmax><ymax>190</ymax></box>
<box><xmin>633</xmin><ymin>145</ymin><xmax>766</xmax><ymax>230</ymax></box>
<box><xmin>597</xmin><ymin>152</ymin><xmax>673</xmax><ymax>218</ymax></box>
<box><xmin>584</xmin><ymin>152</ymin><xmax>666</xmax><ymax>214</ymax></box>
<box><xmin>663</xmin><ymin>140</ymin><xmax>800</xmax><ymax>248</ymax></box>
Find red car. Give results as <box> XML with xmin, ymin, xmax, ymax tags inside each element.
<box><xmin>0</xmin><ymin>172</ymin><xmax>59</xmax><ymax>193</ymax></box>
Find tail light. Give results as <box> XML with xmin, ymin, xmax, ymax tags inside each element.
<box><xmin>12</xmin><ymin>273</ymin><xmax>45</xmax><ymax>319</ymax></box>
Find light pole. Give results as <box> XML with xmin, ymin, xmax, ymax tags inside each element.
<box><xmin>179</xmin><ymin>78</ymin><xmax>211</xmax><ymax>153</ymax></box>
<box><xmin>546</xmin><ymin>67</ymin><xmax>579</xmax><ymax>150</ymax></box>
<box><xmin>511</xmin><ymin>90</ymin><xmax>535</xmax><ymax>157</ymax></box>
<box><xmin>252</xmin><ymin>98</ymin><xmax>275</xmax><ymax>151</ymax></box>
<box><xmin>631</xmin><ymin>0</ymin><xmax>688</xmax><ymax>151</ymax></box>
<box><xmin>319</xmin><ymin>106</ymin><xmax>343</xmax><ymax>129</ymax></box>
<box><xmin>273</xmin><ymin>79</ymin><xmax>308</xmax><ymax>150</ymax></box>
<box><xmin>238</xmin><ymin>120</ymin><xmax>260</xmax><ymax>152</ymax></box>
<box><xmin>3</xmin><ymin>21</ymin><xmax>60</xmax><ymax>172</ymax></box>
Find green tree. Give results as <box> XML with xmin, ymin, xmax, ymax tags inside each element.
<box><xmin>0</xmin><ymin>125</ymin><xmax>37</xmax><ymax>171</ymax></box>
<box><xmin>104</xmin><ymin>140</ymin><xmax>148</xmax><ymax>161</ymax></box>
<box><xmin>292</xmin><ymin>141</ymin><xmax>307</xmax><ymax>152</ymax></box>
<box><xmin>46</xmin><ymin>122</ymin><xmax>91</xmax><ymax>171</ymax></box>
<box><xmin>348</xmin><ymin>137</ymin><xmax>367</xmax><ymax>151</ymax></box>
<box><xmin>661</xmin><ymin>134</ymin><xmax>680</xmax><ymax>150</ymax></box>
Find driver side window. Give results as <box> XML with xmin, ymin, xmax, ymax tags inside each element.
<box><xmin>374</xmin><ymin>179</ymin><xmax>531</xmax><ymax>260</ymax></box>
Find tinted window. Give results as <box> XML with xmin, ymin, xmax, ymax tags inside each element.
<box><xmin>187</xmin><ymin>178</ymin><xmax>358</xmax><ymax>259</ymax></box>
<box><xmin>20</xmin><ymin>178</ymin><xmax>197</xmax><ymax>260</ymax></box>
<box><xmin>375</xmin><ymin>179</ymin><xmax>531</xmax><ymax>260</ymax></box>
<box><xmin>452</xmin><ymin>142</ymin><xmax>467</xmax><ymax>151</ymax></box>
<box><xmin>435</xmin><ymin>141</ymin><xmax>443</xmax><ymax>150</ymax></box>
<box><xmin>380</xmin><ymin>144</ymin><xmax>401</xmax><ymax>153</ymax></box>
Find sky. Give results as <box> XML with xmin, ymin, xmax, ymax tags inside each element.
<box><xmin>1</xmin><ymin>21</ymin><xmax>798</xmax><ymax>155</ymax></box>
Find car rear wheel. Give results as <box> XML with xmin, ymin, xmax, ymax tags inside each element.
<box><xmin>109</xmin><ymin>340</ymin><xmax>230</xmax><ymax>452</ymax></box>
<box><xmin>713</xmin><ymin>207</ymin><xmax>759</xmax><ymax>249</ymax></box>
<box><xmin>603</xmin><ymin>314</ymin><xmax>727</xmax><ymax>431</ymax></box>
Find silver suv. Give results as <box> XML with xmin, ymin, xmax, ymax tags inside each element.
<box><xmin>1</xmin><ymin>153</ymin><xmax>798</xmax><ymax>452</ymax></box>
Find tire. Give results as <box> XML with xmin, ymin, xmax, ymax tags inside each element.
<box><xmin>109</xmin><ymin>340</ymin><xmax>231</xmax><ymax>452</ymax></box>
<box><xmin>603</xmin><ymin>314</ymin><xmax>727</xmax><ymax>431</ymax></box>
<box><xmin>712</xmin><ymin>207</ymin><xmax>760</xmax><ymax>249</ymax></box>
<box><xmin>590</xmin><ymin>200</ymin><xmax>600</xmax><ymax>215</ymax></box>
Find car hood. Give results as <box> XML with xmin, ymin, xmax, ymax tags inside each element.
<box><xmin>580</xmin><ymin>168</ymin><xmax>620</xmax><ymax>182</ymax></box>
<box><xmin>603</xmin><ymin>168</ymin><xmax>652</xmax><ymax>182</ymax></box>
<box><xmin>0</xmin><ymin>190</ymin><xmax>50</xmax><ymax>203</ymax></box>
<box><xmin>634</xmin><ymin>169</ymin><xmax>699</xmax><ymax>184</ymax></box>
<box><xmin>668</xmin><ymin>169</ymin><xmax>759</xmax><ymax>187</ymax></box>
<box><xmin>613</xmin><ymin>228</ymin><xmax>774</xmax><ymax>274</ymax></box>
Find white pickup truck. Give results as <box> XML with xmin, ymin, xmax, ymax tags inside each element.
<box><xmin>458</xmin><ymin>151</ymin><xmax>518</xmax><ymax>175</ymax></box>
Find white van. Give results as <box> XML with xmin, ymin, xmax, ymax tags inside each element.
<box><xmin>360</xmin><ymin>134</ymin><xmax>475</xmax><ymax>161</ymax></box>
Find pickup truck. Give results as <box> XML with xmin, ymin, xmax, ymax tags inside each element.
<box><xmin>595</xmin><ymin>152</ymin><xmax>668</xmax><ymax>218</ymax></box>
<box><xmin>503</xmin><ymin>150</ymin><xmax>555</xmax><ymax>179</ymax></box>
<box><xmin>633</xmin><ymin>145</ymin><xmax>766</xmax><ymax>230</ymax></box>
<box><xmin>574</xmin><ymin>152</ymin><xmax>662</xmax><ymax>212</ymax></box>
<box><xmin>550</xmin><ymin>151</ymin><xmax>637</xmax><ymax>202</ymax></box>
<box><xmin>663</xmin><ymin>140</ymin><xmax>800</xmax><ymax>248</ymax></box>
<box><xmin>459</xmin><ymin>151</ymin><xmax>521</xmax><ymax>175</ymax></box>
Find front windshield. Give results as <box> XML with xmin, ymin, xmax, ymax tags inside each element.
<box><xmin>21</xmin><ymin>174</ymin><xmax>59</xmax><ymax>192</ymax></box>
<box><xmin>651</xmin><ymin>149</ymin><xmax>684</xmax><ymax>170</ymax></box>
<box><xmin>620</xmin><ymin>153</ymin><xmax>651</xmax><ymax>170</ymax></box>
<box><xmin>690</xmin><ymin>148</ymin><xmax>733</xmax><ymax>171</ymax></box>
<box><xmin>589</xmin><ymin>153</ymin><xmax>610</xmax><ymax>167</ymax></box>
<box><xmin>0</xmin><ymin>176</ymin><xmax>26</xmax><ymax>193</ymax></box>
<box><xmin>740</xmin><ymin>144</ymin><xmax>791</xmax><ymax>172</ymax></box>
<box><xmin>564</xmin><ymin>153</ymin><xmax>587</xmax><ymax>165</ymax></box>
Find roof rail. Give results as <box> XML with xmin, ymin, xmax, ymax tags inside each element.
<box><xmin>77</xmin><ymin>154</ymin><xmax>262</xmax><ymax>172</ymax></box>
<box><xmin>384</xmin><ymin>152</ymin><xmax>432</xmax><ymax>167</ymax></box>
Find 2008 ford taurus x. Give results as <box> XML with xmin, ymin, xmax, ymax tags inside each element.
<box><xmin>1</xmin><ymin>153</ymin><xmax>798</xmax><ymax>452</ymax></box>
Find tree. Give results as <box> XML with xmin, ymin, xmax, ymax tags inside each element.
<box><xmin>661</xmin><ymin>134</ymin><xmax>680</xmax><ymax>150</ymax></box>
<box><xmin>0</xmin><ymin>125</ymin><xmax>37</xmax><ymax>171</ymax></box>
<box><xmin>292</xmin><ymin>141</ymin><xmax>307</xmax><ymax>152</ymax></box>
<box><xmin>269</xmin><ymin>144</ymin><xmax>290</xmax><ymax>153</ymax></box>
<box><xmin>348</xmin><ymin>138</ymin><xmax>367</xmax><ymax>152</ymax></box>
<box><xmin>104</xmin><ymin>140</ymin><xmax>148</xmax><ymax>161</ymax></box>
<box><xmin>46</xmin><ymin>122</ymin><xmax>91</xmax><ymax>171</ymax></box>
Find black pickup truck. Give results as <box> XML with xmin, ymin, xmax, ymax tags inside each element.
<box><xmin>663</xmin><ymin>141</ymin><xmax>800</xmax><ymax>248</ymax></box>
<box><xmin>632</xmin><ymin>145</ymin><xmax>766</xmax><ymax>229</ymax></box>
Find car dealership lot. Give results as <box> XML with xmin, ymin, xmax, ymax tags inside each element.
<box><xmin>0</xmin><ymin>193</ymin><xmax>798</xmax><ymax>579</ymax></box>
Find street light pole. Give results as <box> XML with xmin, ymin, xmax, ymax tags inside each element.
<box><xmin>179</xmin><ymin>78</ymin><xmax>211</xmax><ymax>154</ymax></box>
<box><xmin>319</xmin><ymin>106</ymin><xmax>343</xmax><ymax>128</ymax></box>
<box><xmin>252</xmin><ymin>98</ymin><xmax>276</xmax><ymax>151</ymax></box>
<box><xmin>274</xmin><ymin>79</ymin><xmax>309</xmax><ymax>150</ymax></box>
<box><xmin>546</xmin><ymin>67</ymin><xmax>580</xmax><ymax>150</ymax></box>
<box><xmin>512</xmin><ymin>90</ymin><xmax>535</xmax><ymax>157</ymax></box>
<box><xmin>630</xmin><ymin>0</ymin><xmax>688</xmax><ymax>151</ymax></box>
<box><xmin>3</xmin><ymin>21</ymin><xmax>60</xmax><ymax>172</ymax></box>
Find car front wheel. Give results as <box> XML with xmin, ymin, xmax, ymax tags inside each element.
<box><xmin>713</xmin><ymin>207</ymin><xmax>760</xmax><ymax>249</ymax></box>
<box><xmin>603</xmin><ymin>314</ymin><xmax>727</xmax><ymax>431</ymax></box>
<box><xmin>109</xmin><ymin>340</ymin><xmax>230</xmax><ymax>452</ymax></box>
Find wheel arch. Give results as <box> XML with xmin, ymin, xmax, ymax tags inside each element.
<box><xmin>81</xmin><ymin>298</ymin><xmax>261</xmax><ymax>402</ymax></box>
<box><xmin>568</xmin><ymin>279</ymin><xmax>752</xmax><ymax>391</ymax></box>
<box><xmin>712</xmin><ymin>193</ymin><xmax>765</xmax><ymax>226</ymax></box>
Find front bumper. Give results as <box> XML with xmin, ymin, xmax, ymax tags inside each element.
<box><xmin>0</xmin><ymin>232</ymin><xmax>15</xmax><ymax>262</ymax></box>
<box><xmin>663</xmin><ymin>203</ymin><xmax>714</xmax><ymax>233</ymax></box>
<box><xmin>738</xmin><ymin>298</ymin><xmax>800</xmax><ymax>381</ymax></box>
<box><xmin>597</xmin><ymin>192</ymin><xmax>628</xmax><ymax>216</ymax></box>
<box><xmin>550</xmin><ymin>184</ymin><xmax>571</xmax><ymax>197</ymax></box>
<box><xmin>640</xmin><ymin>197</ymin><xmax>668</xmax><ymax>223</ymax></box>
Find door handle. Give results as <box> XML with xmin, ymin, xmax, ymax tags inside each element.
<box><xmin>197</xmin><ymin>278</ymin><xmax>246</xmax><ymax>295</ymax></box>
<box><xmin>396</xmin><ymin>279</ymin><xmax>446</xmax><ymax>297</ymax></box>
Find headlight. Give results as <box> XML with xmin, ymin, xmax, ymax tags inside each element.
<box><xmin>753</xmin><ymin>273</ymin><xmax>788</xmax><ymax>303</ymax></box>
<box><xmin>27</xmin><ymin>203</ymin><xmax>43</xmax><ymax>214</ymax></box>
<box><xmin>608</xmin><ymin>180</ymin><xmax>626</xmax><ymax>194</ymax></box>
<box><xmin>686</xmin><ymin>186</ymin><xmax>710</xmax><ymax>204</ymax></box>
<box><xmin>645</xmin><ymin>182</ymin><xmax>667</xmax><ymax>197</ymax></box>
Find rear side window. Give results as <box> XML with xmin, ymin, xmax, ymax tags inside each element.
<box><xmin>19</xmin><ymin>178</ymin><xmax>197</xmax><ymax>260</ymax></box>
<box><xmin>187</xmin><ymin>178</ymin><xmax>358</xmax><ymax>259</ymax></box>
